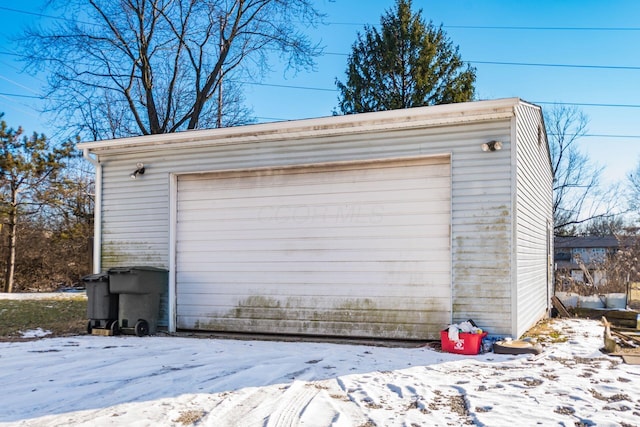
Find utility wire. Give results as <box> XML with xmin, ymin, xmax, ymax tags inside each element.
<box><xmin>548</xmin><ymin>133</ymin><xmax>640</xmax><ymax>139</ymax></box>
<box><xmin>2</xmin><ymin>6</ymin><xmax>639</xmax><ymax>132</ymax></box>
<box><xmin>2</xmin><ymin>48</ymin><xmax>639</xmax><ymax>72</ymax></box>
<box><xmin>443</xmin><ymin>25</ymin><xmax>640</xmax><ymax>31</ymax></box>
<box><xmin>4</xmin><ymin>5</ymin><xmax>640</xmax><ymax>32</ymax></box>
<box><xmin>0</xmin><ymin>6</ymin><xmax>86</xmax><ymax>24</ymax></box>
<box><xmin>2</xmin><ymin>87</ymin><xmax>639</xmax><ymax>138</ymax></box>
<box><xmin>470</xmin><ymin>60</ymin><xmax>640</xmax><ymax>71</ymax></box>
<box><xmin>3</xmin><ymin>6</ymin><xmax>640</xmax><ymax>73</ymax></box>
<box><xmin>0</xmin><ymin>92</ymin><xmax>41</xmax><ymax>99</ymax></box>
<box><xmin>534</xmin><ymin>101</ymin><xmax>640</xmax><ymax>109</ymax></box>
<box><xmin>3</xmin><ymin>82</ymin><xmax>640</xmax><ymax>111</ymax></box>
<box><xmin>237</xmin><ymin>81</ymin><xmax>336</xmax><ymax>92</ymax></box>
<box><xmin>582</xmin><ymin>134</ymin><xmax>640</xmax><ymax>138</ymax></box>
<box><xmin>323</xmin><ymin>52</ymin><xmax>640</xmax><ymax>71</ymax></box>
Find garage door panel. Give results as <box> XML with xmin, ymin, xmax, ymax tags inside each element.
<box><xmin>177</xmin><ymin>219</ymin><xmax>451</xmax><ymax>240</ymax></box>
<box><xmin>178</xmin><ymin>176</ymin><xmax>451</xmax><ymax>203</ymax></box>
<box><xmin>177</xmin><ymin>300</ymin><xmax>451</xmax><ymax>320</ymax></box>
<box><xmin>176</xmin><ymin>277</ymin><xmax>453</xmax><ymax>299</ymax></box>
<box><xmin>176</xmin><ymin>156</ymin><xmax>451</xmax><ymax>339</ymax></box>
<box><xmin>177</xmin><ymin>235</ymin><xmax>449</xmax><ymax>252</ymax></box>
<box><xmin>178</xmin><ymin>205</ymin><xmax>449</xmax><ymax>228</ymax></box>
<box><xmin>176</xmin><ymin>249</ymin><xmax>450</xmax><ymax>264</ymax></box>
<box><xmin>178</xmin><ymin>167</ymin><xmax>451</xmax><ymax>189</ymax></box>
<box><xmin>176</xmin><ymin>269</ymin><xmax>450</xmax><ymax>288</ymax></box>
<box><xmin>177</xmin><ymin>247</ymin><xmax>451</xmax><ymax>262</ymax></box>
<box><xmin>176</xmin><ymin>315</ymin><xmax>452</xmax><ymax>338</ymax></box>
<box><xmin>180</xmin><ymin>203</ymin><xmax>447</xmax><ymax>230</ymax></box>
<box><xmin>178</xmin><ymin>186</ymin><xmax>450</xmax><ymax>211</ymax></box>
<box><xmin>179</xmin><ymin>157</ymin><xmax>450</xmax><ymax>191</ymax></box>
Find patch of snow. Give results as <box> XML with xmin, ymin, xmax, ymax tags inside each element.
<box><xmin>0</xmin><ymin>318</ymin><xmax>638</xmax><ymax>426</ymax></box>
<box><xmin>19</xmin><ymin>328</ymin><xmax>52</xmax><ymax>338</ymax></box>
<box><xmin>0</xmin><ymin>292</ymin><xmax>86</xmax><ymax>300</ymax></box>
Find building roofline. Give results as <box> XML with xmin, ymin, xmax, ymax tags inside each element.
<box><xmin>554</xmin><ymin>235</ymin><xmax>620</xmax><ymax>249</ymax></box>
<box><xmin>78</xmin><ymin>98</ymin><xmax>534</xmax><ymax>153</ymax></box>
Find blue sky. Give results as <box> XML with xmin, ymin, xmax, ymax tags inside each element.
<box><xmin>1</xmin><ymin>1</ymin><xmax>639</xmax><ymax>186</ymax></box>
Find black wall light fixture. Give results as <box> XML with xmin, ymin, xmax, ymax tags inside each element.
<box><xmin>130</xmin><ymin>162</ymin><xmax>145</xmax><ymax>179</ymax></box>
<box><xmin>481</xmin><ymin>140</ymin><xmax>502</xmax><ymax>152</ymax></box>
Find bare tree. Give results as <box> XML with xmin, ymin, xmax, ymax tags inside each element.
<box><xmin>626</xmin><ymin>160</ymin><xmax>640</xmax><ymax>216</ymax></box>
<box><xmin>546</xmin><ymin>104</ymin><xmax>619</xmax><ymax>234</ymax></box>
<box><xmin>19</xmin><ymin>0</ymin><xmax>323</xmax><ymax>140</ymax></box>
<box><xmin>583</xmin><ymin>216</ymin><xmax>627</xmax><ymax>237</ymax></box>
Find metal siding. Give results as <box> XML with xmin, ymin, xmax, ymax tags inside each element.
<box><xmin>98</xmin><ymin>121</ymin><xmax>511</xmax><ymax>268</ymax></box>
<box><xmin>100</xmin><ymin>122</ymin><xmax>515</xmax><ymax>336</ymax></box>
<box><xmin>101</xmin><ymin>164</ymin><xmax>169</xmax><ymax>268</ymax></box>
<box><xmin>176</xmin><ymin>157</ymin><xmax>451</xmax><ymax>339</ymax></box>
<box><xmin>450</xmin><ymin>138</ymin><xmax>513</xmax><ymax>334</ymax></box>
<box><xmin>514</xmin><ymin>104</ymin><xmax>553</xmax><ymax>337</ymax></box>
<box><xmin>91</xmin><ymin>100</ymin><xmax>535</xmax><ymax>338</ymax></box>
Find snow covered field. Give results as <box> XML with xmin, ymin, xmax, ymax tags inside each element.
<box><xmin>0</xmin><ymin>318</ymin><xmax>638</xmax><ymax>426</ymax></box>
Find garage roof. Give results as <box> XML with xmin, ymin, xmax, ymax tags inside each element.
<box><xmin>78</xmin><ymin>97</ymin><xmax>529</xmax><ymax>153</ymax></box>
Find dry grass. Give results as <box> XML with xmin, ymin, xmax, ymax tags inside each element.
<box><xmin>523</xmin><ymin>318</ymin><xmax>569</xmax><ymax>344</ymax></box>
<box><xmin>629</xmin><ymin>282</ymin><xmax>640</xmax><ymax>309</ymax></box>
<box><xmin>0</xmin><ymin>297</ymin><xmax>87</xmax><ymax>341</ymax></box>
<box><xmin>173</xmin><ymin>410</ymin><xmax>206</xmax><ymax>425</ymax></box>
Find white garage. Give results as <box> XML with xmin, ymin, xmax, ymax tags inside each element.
<box><xmin>79</xmin><ymin>98</ymin><xmax>553</xmax><ymax>340</ymax></box>
<box><xmin>175</xmin><ymin>156</ymin><xmax>451</xmax><ymax>338</ymax></box>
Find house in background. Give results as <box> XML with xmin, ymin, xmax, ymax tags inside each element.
<box><xmin>78</xmin><ymin>98</ymin><xmax>553</xmax><ymax>340</ymax></box>
<box><xmin>554</xmin><ymin>235</ymin><xmax>619</xmax><ymax>287</ymax></box>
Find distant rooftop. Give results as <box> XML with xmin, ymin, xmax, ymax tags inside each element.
<box><xmin>554</xmin><ymin>236</ymin><xmax>619</xmax><ymax>249</ymax></box>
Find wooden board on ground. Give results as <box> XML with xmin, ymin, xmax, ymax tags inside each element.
<box><xmin>551</xmin><ymin>296</ymin><xmax>570</xmax><ymax>317</ymax></box>
<box><xmin>573</xmin><ymin>308</ymin><xmax>639</xmax><ymax>328</ymax></box>
<box><xmin>621</xmin><ymin>354</ymin><xmax>640</xmax><ymax>365</ymax></box>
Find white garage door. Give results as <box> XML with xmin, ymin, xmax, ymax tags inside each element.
<box><xmin>176</xmin><ymin>156</ymin><xmax>451</xmax><ymax>339</ymax></box>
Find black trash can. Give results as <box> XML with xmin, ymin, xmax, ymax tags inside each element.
<box><xmin>108</xmin><ymin>266</ymin><xmax>168</xmax><ymax>336</ymax></box>
<box><xmin>83</xmin><ymin>273</ymin><xmax>119</xmax><ymax>335</ymax></box>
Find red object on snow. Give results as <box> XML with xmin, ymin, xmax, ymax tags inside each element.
<box><xmin>440</xmin><ymin>330</ymin><xmax>488</xmax><ymax>355</ymax></box>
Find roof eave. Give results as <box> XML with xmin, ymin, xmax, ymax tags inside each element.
<box><xmin>77</xmin><ymin>97</ymin><xmax>523</xmax><ymax>153</ymax></box>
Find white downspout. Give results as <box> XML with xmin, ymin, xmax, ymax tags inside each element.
<box><xmin>82</xmin><ymin>148</ymin><xmax>102</xmax><ymax>274</ymax></box>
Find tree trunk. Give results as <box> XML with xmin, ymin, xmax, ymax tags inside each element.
<box><xmin>3</xmin><ymin>191</ymin><xmax>18</xmax><ymax>293</ymax></box>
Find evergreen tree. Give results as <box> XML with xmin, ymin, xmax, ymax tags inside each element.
<box><xmin>336</xmin><ymin>0</ymin><xmax>476</xmax><ymax>114</ymax></box>
<box><xmin>0</xmin><ymin>116</ymin><xmax>73</xmax><ymax>292</ymax></box>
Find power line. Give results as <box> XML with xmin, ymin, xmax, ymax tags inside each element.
<box><xmin>580</xmin><ymin>134</ymin><xmax>640</xmax><ymax>139</ymax></box>
<box><xmin>471</xmin><ymin>60</ymin><xmax>640</xmax><ymax>71</ymax></box>
<box><xmin>237</xmin><ymin>81</ymin><xmax>336</xmax><ymax>92</ymax></box>
<box><xmin>0</xmin><ymin>92</ymin><xmax>41</xmax><ymax>99</ymax></box>
<box><xmin>324</xmin><ymin>52</ymin><xmax>640</xmax><ymax>71</ymax></box>
<box><xmin>4</xmin><ymin>5</ymin><xmax>640</xmax><ymax>33</ymax></box>
<box><xmin>255</xmin><ymin>116</ymin><xmax>289</xmax><ymax>122</ymax></box>
<box><xmin>0</xmin><ymin>50</ymin><xmax>21</xmax><ymax>57</ymax></box>
<box><xmin>1</xmin><ymin>87</ymin><xmax>639</xmax><ymax>138</ymax></box>
<box><xmin>534</xmin><ymin>101</ymin><xmax>640</xmax><ymax>109</ymax></box>
<box><xmin>240</xmin><ymin>82</ymin><xmax>640</xmax><ymax>109</ymax></box>
<box><xmin>3</xmin><ymin>6</ymin><xmax>640</xmax><ymax>73</ymax></box>
<box><xmin>2</xmin><ymin>47</ymin><xmax>639</xmax><ymax>72</ymax></box>
<box><xmin>318</xmin><ymin>21</ymin><xmax>640</xmax><ymax>31</ymax></box>
<box><xmin>443</xmin><ymin>25</ymin><xmax>640</xmax><ymax>31</ymax></box>
<box><xmin>548</xmin><ymin>133</ymin><xmax>640</xmax><ymax>139</ymax></box>
<box><xmin>0</xmin><ymin>6</ymin><xmax>73</xmax><ymax>23</ymax></box>
<box><xmin>3</xmin><ymin>81</ymin><xmax>640</xmax><ymax>112</ymax></box>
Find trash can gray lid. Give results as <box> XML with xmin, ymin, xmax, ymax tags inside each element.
<box><xmin>107</xmin><ymin>266</ymin><xmax>168</xmax><ymax>274</ymax></box>
<box><xmin>82</xmin><ymin>273</ymin><xmax>109</xmax><ymax>282</ymax></box>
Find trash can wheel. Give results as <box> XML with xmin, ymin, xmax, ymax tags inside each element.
<box><xmin>108</xmin><ymin>320</ymin><xmax>119</xmax><ymax>336</ymax></box>
<box><xmin>87</xmin><ymin>320</ymin><xmax>93</xmax><ymax>335</ymax></box>
<box><xmin>134</xmin><ymin>320</ymin><xmax>149</xmax><ymax>337</ymax></box>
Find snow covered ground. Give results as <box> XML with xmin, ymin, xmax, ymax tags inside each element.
<box><xmin>0</xmin><ymin>318</ymin><xmax>639</xmax><ymax>427</ymax></box>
